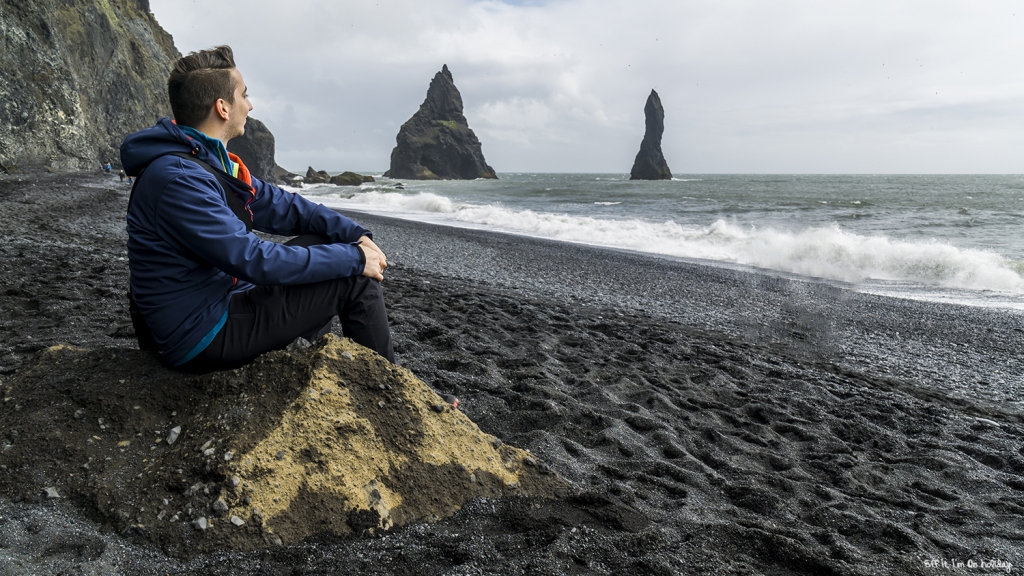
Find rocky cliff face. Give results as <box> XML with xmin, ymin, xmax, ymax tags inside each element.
<box><xmin>227</xmin><ymin>117</ymin><xmax>276</xmax><ymax>183</ymax></box>
<box><xmin>384</xmin><ymin>65</ymin><xmax>496</xmax><ymax>180</ymax></box>
<box><xmin>629</xmin><ymin>89</ymin><xmax>672</xmax><ymax>180</ymax></box>
<box><xmin>0</xmin><ymin>0</ymin><xmax>178</xmax><ymax>172</ymax></box>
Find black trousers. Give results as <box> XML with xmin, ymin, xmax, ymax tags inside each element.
<box><xmin>179</xmin><ymin>234</ymin><xmax>394</xmax><ymax>373</ymax></box>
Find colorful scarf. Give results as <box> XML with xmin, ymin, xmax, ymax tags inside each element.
<box><xmin>179</xmin><ymin>125</ymin><xmax>240</xmax><ymax>178</ymax></box>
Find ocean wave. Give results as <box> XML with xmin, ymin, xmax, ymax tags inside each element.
<box><xmin>308</xmin><ymin>190</ymin><xmax>1024</xmax><ymax>294</ymax></box>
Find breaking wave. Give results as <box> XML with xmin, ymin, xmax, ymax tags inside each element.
<box><xmin>301</xmin><ymin>188</ymin><xmax>1024</xmax><ymax>294</ymax></box>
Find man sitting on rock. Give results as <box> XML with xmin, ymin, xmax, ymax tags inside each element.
<box><xmin>121</xmin><ymin>45</ymin><xmax>393</xmax><ymax>372</ymax></box>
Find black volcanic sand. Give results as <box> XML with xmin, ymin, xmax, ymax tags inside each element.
<box><xmin>1</xmin><ymin>172</ymin><xmax>1023</xmax><ymax>575</ymax></box>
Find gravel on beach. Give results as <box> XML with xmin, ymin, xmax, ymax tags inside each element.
<box><xmin>1</xmin><ymin>172</ymin><xmax>1022</xmax><ymax>575</ymax></box>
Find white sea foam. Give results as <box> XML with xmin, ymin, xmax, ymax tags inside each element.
<box><xmin>306</xmin><ymin>189</ymin><xmax>1024</xmax><ymax>295</ymax></box>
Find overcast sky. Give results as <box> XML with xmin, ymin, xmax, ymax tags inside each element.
<box><xmin>149</xmin><ymin>0</ymin><xmax>1024</xmax><ymax>174</ymax></box>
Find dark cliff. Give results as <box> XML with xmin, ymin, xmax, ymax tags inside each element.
<box><xmin>629</xmin><ymin>89</ymin><xmax>672</xmax><ymax>181</ymax></box>
<box><xmin>0</xmin><ymin>0</ymin><xmax>179</xmax><ymax>172</ymax></box>
<box><xmin>384</xmin><ymin>65</ymin><xmax>496</xmax><ymax>180</ymax></box>
<box><xmin>227</xmin><ymin>117</ymin><xmax>276</xmax><ymax>183</ymax></box>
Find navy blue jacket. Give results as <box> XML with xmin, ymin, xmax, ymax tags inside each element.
<box><xmin>121</xmin><ymin>118</ymin><xmax>369</xmax><ymax>365</ymax></box>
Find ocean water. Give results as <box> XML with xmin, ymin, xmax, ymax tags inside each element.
<box><xmin>287</xmin><ymin>174</ymin><xmax>1024</xmax><ymax>310</ymax></box>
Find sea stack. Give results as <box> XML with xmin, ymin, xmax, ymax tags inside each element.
<box><xmin>384</xmin><ymin>65</ymin><xmax>497</xmax><ymax>180</ymax></box>
<box><xmin>629</xmin><ymin>90</ymin><xmax>672</xmax><ymax>180</ymax></box>
<box><xmin>227</xmin><ymin>117</ymin><xmax>277</xmax><ymax>182</ymax></box>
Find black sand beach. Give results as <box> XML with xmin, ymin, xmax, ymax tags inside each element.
<box><xmin>1</xmin><ymin>172</ymin><xmax>1023</xmax><ymax>575</ymax></box>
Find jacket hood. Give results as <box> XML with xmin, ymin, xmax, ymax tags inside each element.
<box><xmin>120</xmin><ymin>118</ymin><xmax>219</xmax><ymax>177</ymax></box>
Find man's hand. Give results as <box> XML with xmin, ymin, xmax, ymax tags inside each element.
<box><xmin>358</xmin><ymin>235</ymin><xmax>387</xmax><ymax>280</ymax></box>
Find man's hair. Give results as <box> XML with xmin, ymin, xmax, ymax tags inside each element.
<box><xmin>167</xmin><ymin>45</ymin><xmax>237</xmax><ymax>128</ymax></box>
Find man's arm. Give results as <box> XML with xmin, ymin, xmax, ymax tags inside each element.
<box><xmin>158</xmin><ymin>172</ymin><xmax>366</xmax><ymax>285</ymax></box>
<box><xmin>248</xmin><ymin>177</ymin><xmax>370</xmax><ymax>243</ymax></box>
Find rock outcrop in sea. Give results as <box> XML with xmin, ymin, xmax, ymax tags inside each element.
<box><xmin>629</xmin><ymin>90</ymin><xmax>672</xmax><ymax>180</ymax></box>
<box><xmin>274</xmin><ymin>164</ymin><xmax>302</xmax><ymax>185</ymax></box>
<box><xmin>0</xmin><ymin>335</ymin><xmax>566</xmax><ymax>556</ymax></box>
<box><xmin>383</xmin><ymin>65</ymin><xmax>497</xmax><ymax>180</ymax></box>
<box><xmin>330</xmin><ymin>171</ymin><xmax>375</xmax><ymax>186</ymax></box>
<box><xmin>227</xmin><ymin>117</ymin><xmax>277</xmax><ymax>183</ymax></box>
<box><xmin>305</xmin><ymin>166</ymin><xmax>330</xmax><ymax>184</ymax></box>
<box><xmin>0</xmin><ymin>0</ymin><xmax>179</xmax><ymax>171</ymax></box>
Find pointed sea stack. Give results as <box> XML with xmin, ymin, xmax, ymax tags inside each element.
<box><xmin>629</xmin><ymin>90</ymin><xmax>672</xmax><ymax>180</ymax></box>
<box><xmin>384</xmin><ymin>65</ymin><xmax>497</xmax><ymax>180</ymax></box>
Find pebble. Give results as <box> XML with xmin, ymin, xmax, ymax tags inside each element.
<box><xmin>286</xmin><ymin>337</ymin><xmax>311</xmax><ymax>352</ymax></box>
<box><xmin>73</xmin><ymin>409</ymin><xmax>84</xmax><ymax>419</ymax></box>
<box><xmin>539</xmin><ymin>463</ymin><xmax>551</xmax><ymax>475</ymax></box>
<box><xmin>431</xmin><ymin>403</ymin><xmax>446</xmax><ymax>413</ymax></box>
<box><xmin>200</xmin><ymin>440</ymin><xmax>212</xmax><ymax>451</ymax></box>
<box><xmin>231</xmin><ymin>477</ymin><xmax>240</xmax><ymax>487</ymax></box>
<box><xmin>491</xmin><ymin>438</ymin><xmax>502</xmax><ymax>449</ymax></box>
<box><xmin>275</xmin><ymin>450</ymin><xmax>285</xmax><ymax>461</ymax></box>
<box><xmin>378</xmin><ymin>401</ymin><xmax>386</xmax><ymax>408</ymax></box>
<box><xmin>523</xmin><ymin>457</ymin><xmax>537</xmax><ymax>467</ymax></box>
<box><xmin>341</xmin><ymin>352</ymin><xmax>353</xmax><ymax>360</ymax></box>
<box><xmin>224</xmin><ymin>450</ymin><xmax>234</xmax><ymax>461</ymax></box>
<box><xmin>162</xmin><ymin>498</ymin><xmax>169</xmax><ymax>506</ymax></box>
<box><xmin>44</xmin><ymin>487</ymin><xmax>60</xmax><ymax>499</ymax></box>
<box><xmin>231</xmin><ymin>515</ymin><xmax>245</xmax><ymax>526</ymax></box>
<box><xmin>166</xmin><ymin>426</ymin><xmax>181</xmax><ymax>445</ymax></box>
<box><xmin>193</xmin><ymin>517</ymin><xmax>208</xmax><ymax>531</ymax></box>
<box><xmin>203</xmin><ymin>448</ymin><xmax>215</xmax><ymax>456</ymax></box>
<box><xmin>469</xmin><ymin>474</ymin><xmax>477</xmax><ymax>484</ymax></box>
<box><xmin>212</xmin><ymin>498</ymin><xmax>229</xmax><ymax>515</ymax></box>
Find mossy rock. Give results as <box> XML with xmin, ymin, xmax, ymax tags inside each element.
<box><xmin>0</xmin><ymin>336</ymin><xmax>568</xmax><ymax>557</ymax></box>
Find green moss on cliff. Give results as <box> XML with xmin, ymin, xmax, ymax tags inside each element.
<box><xmin>98</xmin><ymin>0</ymin><xmax>120</xmax><ymax>25</ymax></box>
<box><xmin>0</xmin><ymin>0</ymin><xmax>179</xmax><ymax>169</ymax></box>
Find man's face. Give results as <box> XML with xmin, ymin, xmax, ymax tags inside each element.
<box><xmin>224</xmin><ymin>68</ymin><xmax>252</xmax><ymax>141</ymax></box>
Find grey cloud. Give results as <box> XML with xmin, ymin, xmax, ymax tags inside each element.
<box><xmin>150</xmin><ymin>0</ymin><xmax>1024</xmax><ymax>173</ymax></box>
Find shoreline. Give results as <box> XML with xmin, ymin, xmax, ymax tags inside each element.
<box><xmin>345</xmin><ymin>208</ymin><xmax>1024</xmax><ymax>411</ymax></box>
<box><xmin>1</xmin><ymin>172</ymin><xmax>1022</xmax><ymax>574</ymax></box>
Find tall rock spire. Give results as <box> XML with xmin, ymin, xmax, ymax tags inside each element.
<box><xmin>629</xmin><ymin>90</ymin><xmax>672</xmax><ymax>180</ymax></box>
<box><xmin>384</xmin><ymin>65</ymin><xmax>497</xmax><ymax>180</ymax></box>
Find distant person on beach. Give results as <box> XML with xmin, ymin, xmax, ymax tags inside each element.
<box><xmin>120</xmin><ymin>45</ymin><xmax>393</xmax><ymax>372</ymax></box>
<box><xmin>118</xmin><ymin>169</ymin><xmax>125</xmax><ymax>182</ymax></box>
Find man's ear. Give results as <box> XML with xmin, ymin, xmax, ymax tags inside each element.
<box><xmin>214</xmin><ymin>98</ymin><xmax>231</xmax><ymax>121</ymax></box>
